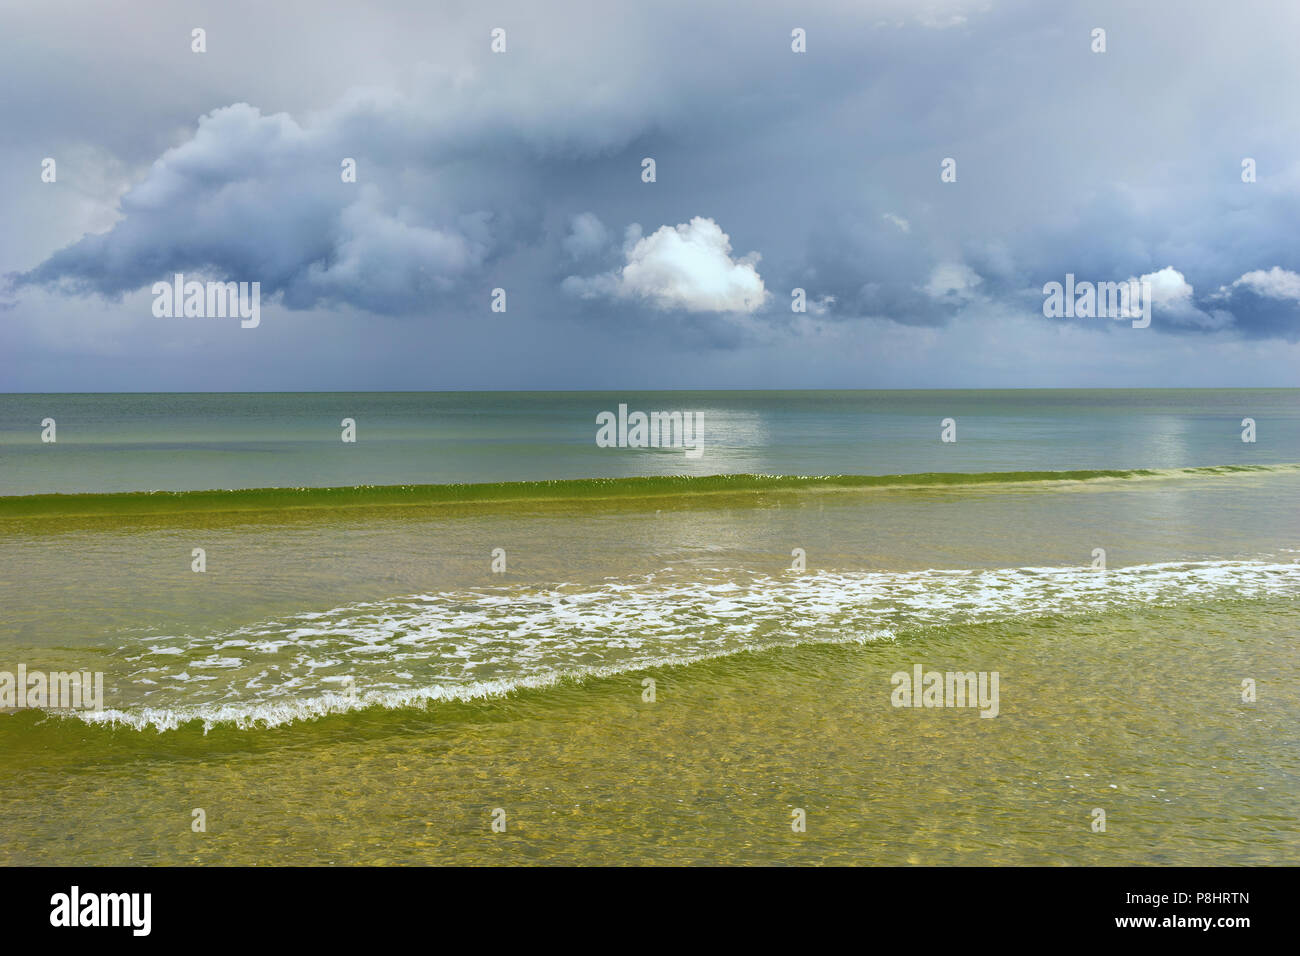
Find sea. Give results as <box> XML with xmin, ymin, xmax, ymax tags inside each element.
<box><xmin>1</xmin><ymin>389</ymin><xmax>1297</xmax><ymax>864</ymax></box>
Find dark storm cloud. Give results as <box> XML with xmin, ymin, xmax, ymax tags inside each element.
<box><xmin>2</xmin><ymin>0</ymin><xmax>1299</xmax><ymax>390</ymax></box>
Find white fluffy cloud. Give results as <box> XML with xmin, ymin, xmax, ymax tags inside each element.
<box><xmin>1135</xmin><ymin>266</ymin><xmax>1232</xmax><ymax>329</ymax></box>
<box><xmin>1225</xmin><ymin>266</ymin><xmax>1300</xmax><ymax>302</ymax></box>
<box><xmin>1141</xmin><ymin>266</ymin><xmax>1196</xmax><ymax>311</ymax></box>
<box><xmin>563</xmin><ymin>216</ymin><xmax>767</xmax><ymax>313</ymax></box>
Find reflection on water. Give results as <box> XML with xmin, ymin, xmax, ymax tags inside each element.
<box><xmin>1</xmin><ymin>472</ymin><xmax>1297</xmax><ymax>864</ymax></box>
<box><xmin>2</xmin><ymin>389</ymin><xmax>1296</xmax><ymax>494</ymax></box>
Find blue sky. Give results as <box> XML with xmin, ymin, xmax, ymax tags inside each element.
<box><xmin>3</xmin><ymin>0</ymin><xmax>1299</xmax><ymax>390</ymax></box>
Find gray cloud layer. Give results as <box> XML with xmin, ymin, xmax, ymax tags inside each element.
<box><xmin>3</xmin><ymin>0</ymin><xmax>1299</xmax><ymax>390</ymax></box>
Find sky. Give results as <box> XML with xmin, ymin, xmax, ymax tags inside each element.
<box><xmin>2</xmin><ymin>0</ymin><xmax>1299</xmax><ymax>391</ymax></box>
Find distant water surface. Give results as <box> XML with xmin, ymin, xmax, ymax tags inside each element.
<box><xmin>0</xmin><ymin>389</ymin><xmax>1295</xmax><ymax>495</ymax></box>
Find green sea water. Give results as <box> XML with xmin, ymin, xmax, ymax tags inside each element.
<box><xmin>1</xmin><ymin>390</ymin><xmax>1298</xmax><ymax>864</ymax></box>
<box><xmin>2</xmin><ymin>389</ymin><xmax>1296</xmax><ymax>495</ymax></box>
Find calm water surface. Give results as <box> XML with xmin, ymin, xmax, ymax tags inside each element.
<box><xmin>1</xmin><ymin>390</ymin><xmax>1296</xmax><ymax>864</ymax></box>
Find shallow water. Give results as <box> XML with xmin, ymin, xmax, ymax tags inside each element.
<box><xmin>2</xmin><ymin>465</ymin><xmax>1297</xmax><ymax>864</ymax></box>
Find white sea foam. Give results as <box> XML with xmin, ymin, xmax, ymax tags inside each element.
<box><xmin>73</xmin><ymin>558</ymin><xmax>1300</xmax><ymax>732</ymax></box>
